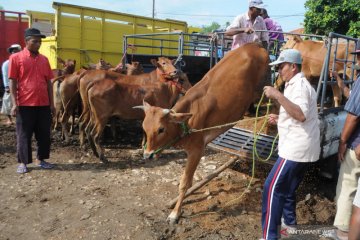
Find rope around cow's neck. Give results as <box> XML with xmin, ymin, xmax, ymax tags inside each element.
<box><xmin>147</xmin><ymin>92</ymin><xmax>278</xmax><ymax>157</ymax></box>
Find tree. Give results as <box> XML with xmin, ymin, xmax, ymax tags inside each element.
<box><xmin>304</xmin><ymin>0</ymin><xmax>360</xmax><ymax>37</ymax></box>
<box><xmin>200</xmin><ymin>22</ymin><xmax>221</xmax><ymax>34</ymax></box>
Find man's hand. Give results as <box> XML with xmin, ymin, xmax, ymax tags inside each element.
<box><xmin>244</xmin><ymin>28</ymin><xmax>254</xmax><ymax>34</ymax></box>
<box><xmin>338</xmin><ymin>140</ymin><xmax>347</xmax><ymax>162</ymax></box>
<box><xmin>11</xmin><ymin>105</ymin><xmax>18</xmax><ymax>117</ymax></box>
<box><xmin>267</xmin><ymin>114</ymin><xmax>279</xmax><ymax>125</ymax></box>
<box><xmin>263</xmin><ymin>86</ymin><xmax>281</xmax><ymax>100</ymax></box>
<box><xmin>329</xmin><ymin>71</ymin><xmax>339</xmax><ymax>79</ymax></box>
<box><xmin>355</xmin><ymin>145</ymin><xmax>360</xmax><ymax>161</ymax></box>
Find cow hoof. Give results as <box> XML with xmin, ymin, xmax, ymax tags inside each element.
<box><xmin>166</xmin><ymin>214</ymin><xmax>179</xmax><ymax>225</ymax></box>
<box><xmin>100</xmin><ymin>156</ymin><xmax>109</xmax><ymax>164</ymax></box>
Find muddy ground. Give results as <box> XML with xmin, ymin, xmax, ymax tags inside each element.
<box><xmin>0</xmin><ymin>116</ymin><xmax>339</xmax><ymax>240</ymax></box>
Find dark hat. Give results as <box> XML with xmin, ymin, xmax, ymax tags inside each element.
<box><xmin>24</xmin><ymin>28</ymin><xmax>46</xmax><ymax>38</ymax></box>
<box><xmin>350</xmin><ymin>39</ymin><xmax>360</xmax><ymax>55</ymax></box>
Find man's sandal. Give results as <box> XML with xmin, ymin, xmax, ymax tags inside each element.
<box><xmin>17</xmin><ymin>165</ymin><xmax>28</xmax><ymax>174</ymax></box>
<box><xmin>36</xmin><ymin>161</ymin><xmax>54</xmax><ymax>169</ymax></box>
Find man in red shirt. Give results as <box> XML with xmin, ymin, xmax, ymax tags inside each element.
<box><xmin>9</xmin><ymin>28</ymin><xmax>55</xmax><ymax>173</ymax></box>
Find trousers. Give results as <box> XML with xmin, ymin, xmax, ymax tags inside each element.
<box><xmin>16</xmin><ymin>106</ymin><xmax>52</xmax><ymax>164</ymax></box>
<box><xmin>261</xmin><ymin>157</ymin><xmax>309</xmax><ymax>240</ymax></box>
<box><xmin>334</xmin><ymin>148</ymin><xmax>360</xmax><ymax>232</ymax></box>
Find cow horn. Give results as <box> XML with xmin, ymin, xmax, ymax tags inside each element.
<box><xmin>133</xmin><ymin>106</ymin><xmax>145</xmax><ymax>111</ymax></box>
<box><xmin>163</xmin><ymin>109</ymin><xmax>170</xmax><ymax>115</ymax></box>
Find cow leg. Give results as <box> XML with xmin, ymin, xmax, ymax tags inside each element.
<box><xmin>53</xmin><ymin>110</ymin><xmax>59</xmax><ymax>131</ymax></box>
<box><xmin>332</xmin><ymin>85</ymin><xmax>342</xmax><ymax>107</ymax></box>
<box><xmin>60</xmin><ymin>109</ymin><xmax>71</xmax><ymax>143</ymax></box>
<box><xmin>78</xmin><ymin>111</ymin><xmax>88</xmax><ymax>147</ymax></box>
<box><xmin>167</xmin><ymin>146</ymin><xmax>204</xmax><ymax>224</ymax></box>
<box><xmin>85</xmin><ymin>118</ymin><xmax>99</xmax><ymax>158</ymax></box>
<box><xmin>69</xmin><ymin>108</ymin><xmax>76</xmax><ymax>135</ymax></box>
<box><xmin>91</xmin><ymin>118</ymin><xmax>108</xmax><ymax>163</ymax></box>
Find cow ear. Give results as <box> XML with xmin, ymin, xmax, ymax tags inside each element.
<box><xmin>294</xmin><ymin>35</ymin><xmax>302</xmax><ymax>43</ymax></box>
<box><xmin>150</xmin><ymin>59</ymin><xmax>158</xmax><ymax>67</ymax></box>
<box><xmin>169</xmin><ymin>113</ymin><xmax>192</xmax><ymax>123</ymax></box>
<box><xmin>57</xmin><ymin>57</ymin><xmax>65</xmax><ymax>66</ymax></box>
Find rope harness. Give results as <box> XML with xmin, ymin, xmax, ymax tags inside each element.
<box><xmin>144</xmin><ymin>92</ymin><xmax>279</xmax><ymax>163</ymax></box>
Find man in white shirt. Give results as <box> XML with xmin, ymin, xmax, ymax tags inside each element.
<box><xmin>225</xmin><ymin>0</ymin><xmax>269</xmax><ymax>50</ymax></box>
<box><xmin>261</xmin><ymin>49</ymin><xmax>320</xmax><ymax>240</ymax></box>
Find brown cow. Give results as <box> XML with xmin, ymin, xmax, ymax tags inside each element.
<box><xmin>138</xmin><ymin>43</ymin><xmax>269</xmax><ymax>223</ymax></box>
<box><xmin>86</xmin><ymin>75</ymin><xmax>189</xmax><ymax>162</ymax></box>
<box><xmin>52</xmin><ymin>58</ymin><xmax>76</xmax><ymax>78</ymax></box>
<box><xmin>276</xmin><ymin>35</ymin><xmax>356</xmax><ymax>107</ymax></box>
<box><xmin>56</xmin><ymin>59</ymin><xmax>112</xmax><ymax>142</ymax></box>
<box><xmin>52</xmin><ymin>59</ymin><xmax>76</xmax><ymax>130</ymax></box>
<box><xmin>77</xmin><ymin>57</ymin><xmax>187</xmax><ymax>147</ymax></box>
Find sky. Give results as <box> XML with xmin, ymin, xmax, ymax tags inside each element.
<box><xmin>0</xmin><ymin>0</ymin><xmax>306</xmax><ymax>32</ymax></box>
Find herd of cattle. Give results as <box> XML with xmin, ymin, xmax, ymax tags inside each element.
<box><xmin>51</xmin><ymin>37</ymin><xmax>357</xmax><ymax>223</ymax></box>
<box><xmin>52</xmin><ymin>56</ymin><xmax>192</xmax><ymax>163</ymax></box>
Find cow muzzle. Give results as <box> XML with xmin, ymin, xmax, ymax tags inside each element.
<box><xmin>143</xmin><ymin>150</ymin><xmax>155</xmax><ymax>160</ymax></box>
<box><xmin>169</xmin><ymin>70</ymin><xmax>178</xmax><ymax>78</ymax></box>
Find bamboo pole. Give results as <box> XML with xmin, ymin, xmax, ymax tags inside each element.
<box><xmin>167</xmin><ymin>156</ymin><xmax>239</xmax><ymax>209</ymax></box>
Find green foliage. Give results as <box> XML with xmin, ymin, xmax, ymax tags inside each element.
<box><xmin>304</xmin><ymin>0</ymin><xmax>360</xmax><ymax>37</ymax></box>
<box><xmin>200</xmin><ymin>22</ymin><xmax>221</xmax><ymax>34</ymax></box>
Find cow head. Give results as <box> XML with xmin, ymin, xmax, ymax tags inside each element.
<box><xmin>96</xmin><ymin>58</ymin><xmax>113</xmax><ymax>70</ymax></box>
<box><xmin>151</xmin><ymin>57</ymin><xmax>179</xmax><ymax>80</ymax></box>
<box><xmin>126</xmin><ymin>61</ymin><xmax>144</xmax><ymax>75</ymax></box>
<box><xmin>281</xmin><ymin>35</ymin><xmax>302</xmax><ymax>50</ymax></box>
<box><xmin>135</xmin><ymin>101</ymin><xmax>192</xmax><ymax>159</ymax></box>
<box><xmin>57</xmin><ymin>58</ymin><xmax>76</xmax><ymax>75</ymax></box>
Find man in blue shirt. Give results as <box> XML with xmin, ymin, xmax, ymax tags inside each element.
<box><xmin>332</xmin><ymin>42</ymin><xmax>360</xmax><ymax>240</ymax></box>
<box><xmin>1</xmin><ymin>44</ymin><xmax>21</xmax><ymax>125</ymax></box>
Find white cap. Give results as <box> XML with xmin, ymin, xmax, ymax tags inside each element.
<box><xmin>7</xmin><ymin>44</ymin><xmax>22</xmax><ymax>53</ymax></box>
<box><xmin>269</xmin><ymin>49</ymin><xmax>302</xmax><ymax>66</ymax></box>
<box><xmin>249</xmin><ymin>0</ymin><xmax>266</xmax><ymax>9</ymax></box>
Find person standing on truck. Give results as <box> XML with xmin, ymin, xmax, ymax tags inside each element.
<box><xmin>1</xmin><ymin>44</ymin><xmax>22</xmax><ymax>125</ymax></box>
<box><xmin>261</xmin><ymin>49</ymin><xmax>320</xmax><ymax>240</ymax></box>
<box><xmin>330</xmin><ymin>44</ymin><xmax>360</xmax><ymax>240</ymax></box>
<box><xmin>8</xmin><ymin>28</ymin><xmax>55</xmax><ymax>174</ymax></box>
<box><xmin>259</xmin><ymin>8</ymin><xmax>284</xmax><ymax>57</ymax></box>
<box><xmin>225</xmin><ymin>0</ymin><xmax>269</xmax><ymax>50</ymax></box>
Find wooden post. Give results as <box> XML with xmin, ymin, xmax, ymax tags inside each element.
<box><xmin>167</xmin><ymin>156</ymin><xmax>239</xmax><ymax>209</ymax></box>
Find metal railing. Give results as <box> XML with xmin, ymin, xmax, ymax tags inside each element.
<box><xmin>123</xmin><ymin>32</ymin><xmax>232</xmax><ymax>69</ymax></box>
<box><xmin>317</xmin><ymin>32</ymin><xmax>358</xmax><ymax>114</ymax></box>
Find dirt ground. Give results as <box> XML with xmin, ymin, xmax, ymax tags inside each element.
<box><xmin>0</xmin><ymin>116</ymin><xmax>339</xmax><ymax>240</ymax></box>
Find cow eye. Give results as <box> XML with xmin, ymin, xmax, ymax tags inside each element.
<box><xmin>158</xmin><ymin>127</ymin><xmax>165</xmax><ymax>134</ymax></box>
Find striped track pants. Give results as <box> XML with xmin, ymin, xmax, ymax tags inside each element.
<box><xmin>261</xmin><ymin>157</ymin><xmax>308</xmax><ymax>240</ymax></box>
